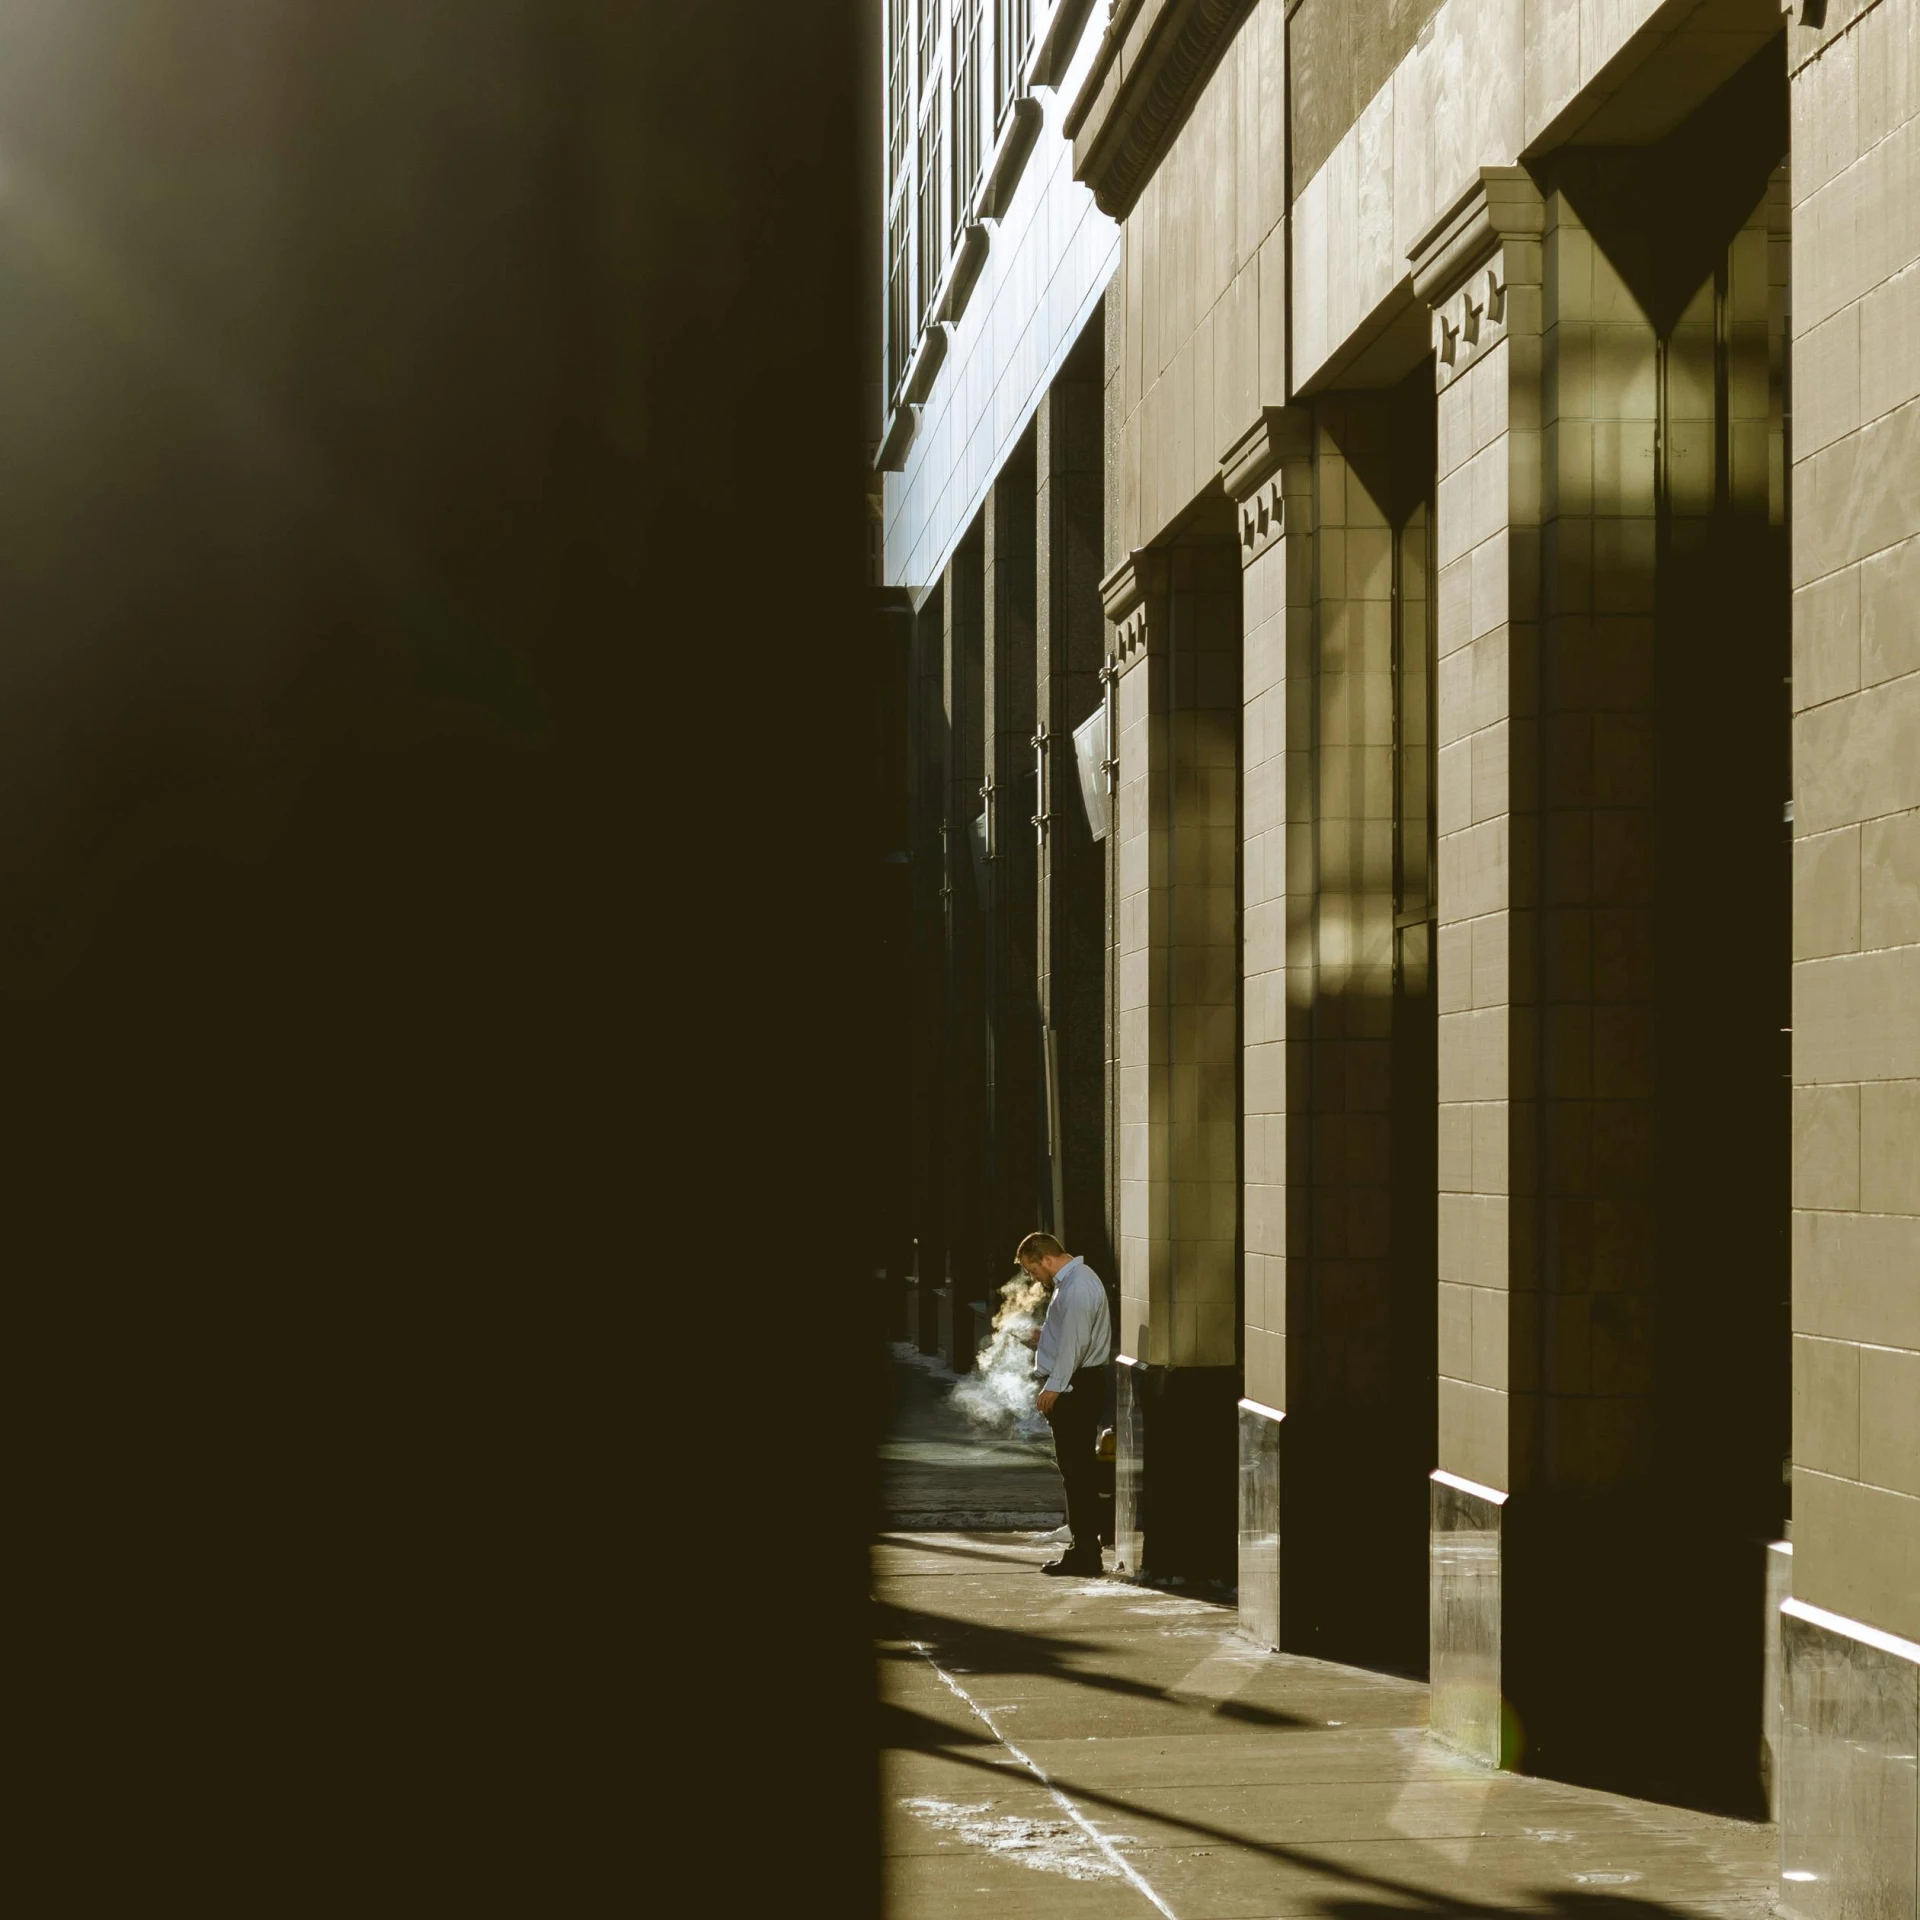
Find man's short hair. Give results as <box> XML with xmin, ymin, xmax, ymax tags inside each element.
<box><xmin>1016</xmin><ymin>1231</ymin><xmax>1066</xmax><ymax>1261</ymax></box>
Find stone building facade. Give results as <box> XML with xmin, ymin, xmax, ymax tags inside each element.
<box><xmin>878</xmin><ymin>0</ymin><xmax>1918</xmax><ymax>1903</ymax></box>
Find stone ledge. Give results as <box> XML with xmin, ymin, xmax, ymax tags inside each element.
<box><xmin>1030</xmin><ymin>0</ymin><xmax>1101</xmax><ymax>88</ymax></box>
<box><xmin>934</xmin><ymin>218</ymin><xmax>994</xmax><ymax>326</ymax></box>
<box><xmin>1785</xmin><ymin>0</ymin><xmax>1894</xmax><ymax>75</ymax></box>
<box><xmin>902</xmin><ymin>320</ymin><xmax>952</xmax><ymax>406</ymax></box>
<box><xmin>979</xmin><ymin>95</ymin><xmax>1045</xmax><ymax>218</ymax></box>
<box><xmin>874</xmin><ymin>400</ymin><xmax>921</xmax><ymax>474</ymax></box>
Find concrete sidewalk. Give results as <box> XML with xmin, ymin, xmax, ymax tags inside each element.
<box><xmin>877</xmin><ymin>1531</ymin><xmax>1779</xmax><ymax>1920</ymax></box>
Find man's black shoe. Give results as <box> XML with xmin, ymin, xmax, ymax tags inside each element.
<box><xmin>1041</xmin><ymin>1553</ymin><xmax>1103</xmax><ymax>1577</ymax></box>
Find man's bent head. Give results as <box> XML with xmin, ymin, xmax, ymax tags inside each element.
<box><xmin>1015</xmin><ymin>1230</ymin><xmax>1071</xmax><ymax>1283</ymax></box>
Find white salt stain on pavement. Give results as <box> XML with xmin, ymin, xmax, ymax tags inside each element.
<box><xmin>904</xmin><ymin>1798</ymin><xmax>1138</xmax><ymax>1882</ymax></box>
<box><xmin>908</xmin><ymin>1642</ymin><xmax>1180</xmax><ymax>1917</ymax></box>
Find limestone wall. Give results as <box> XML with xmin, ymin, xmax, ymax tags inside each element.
<box><xmin>1787</xmin><ymin>0</ymin><xmax>1920</xmax><ymax>1646</ymax></box>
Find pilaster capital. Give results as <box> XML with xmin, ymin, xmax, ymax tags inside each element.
<box><xmin>1219</xmin><ymin>405</ymin><xmax>1312</xmax><ymax>500</ymax></box>
<box><xmin>1219</xmin><ymin>405</ymin><xmax>1312</xmax><ymax>565</ymax></box>
<box><xmin>1408</xmin><ymin>169</ymin><xmax>1543</xmax><ymax>393</ymax></box>
<box><xmin>1099</xmin><ymin>548</ymin><xmax>1168</xmax><ymax>675</ymax></box>
<box><xmin>1407</xmin><ymin>167</ymin><xmax>1544</xmax><ymax>310</ymax></box>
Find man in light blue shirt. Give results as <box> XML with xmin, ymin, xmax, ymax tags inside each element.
<box><xmin>1016</xmin><ymin>1230</ymin><xmax>1112</xmax><ymax>1576</ymax></box>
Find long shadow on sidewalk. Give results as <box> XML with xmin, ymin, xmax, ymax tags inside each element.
<box><xmin>879</xmin><ymin>1596</ymin><xmax>1312</xmax><ymax>1728</ymax></box>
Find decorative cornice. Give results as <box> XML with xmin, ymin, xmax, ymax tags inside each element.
<box><xmin>1219</xmin><ymin>406</ymin><xmax>1312</xmax><ymax>565</ymax></box>
<box><xmin>1406</xmin><ymin>166</ymin><xmax>1543</xmax><ymax>311</ymax></box>
<box><xmin>1030</xmin><ymin>0</ymin><xmax>1102</xmax><ymax>88</ymax></box>
<box><xmin>1099</xmin><ymin>547</ymin><xmax>1164</xmax><ymax>622</ymax></box>
<box><xmin>1099</xmin><ymin>548</ymin><xmax>1168</xmax><ymax>674</ymax></box>
<box><xmin>1787</xmin><ymin>0</ymin><xmax>1893</xmax><ymax>76</ymax></box>
<box><xmin>1065</xmin><ymin>0</ymin><xmax>1143</xmax><ymax>138</ymax></box>
<box><xmin>1066</xmin><ymin>0</ymin><xmax>1256</xmax><ymax>222</ymax></box>
<box><xmin>1218</xmin><ymin>405</ymin><xmax>1312</xmax><ymax>502</ymax></box>
<box><xmin>874</xmin><ymin>401</ymin><xmax>920</xmax><ymax>474</ymax></box>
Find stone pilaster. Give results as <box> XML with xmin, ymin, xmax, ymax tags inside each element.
<box><xmin>1103</xmin><ymin>546</ymin><xmax>1172</xmax><ymax>1371</ymax></box>
<box><xmin>1221</xmin><ymin>404</ymin><xmax>1314</xmax><ymax>1648</ymax></box>
<box><xmin>1101</xmin><ymin>534</ymin><xmax>1242</xmax><ymax>1586</ymax></box>
<box><xmin>1409</xmin><ymin>165</ymin><xmax>1546</xmax><ymax>1762</ymax></box>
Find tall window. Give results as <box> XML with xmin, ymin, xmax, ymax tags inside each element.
<box><xmin>995</xmin><ymin>0</ymin><xmax>1031</xmax><ymax>128</ymax></box>
<box><xmin>917</xmin><ymin>99</ymin><xmax>943</xmax><ymax>326</ymax></box>
<box><xmin>888</xmin><ymin>204</ymin><xmax>912</xmax><ymax>400</ymax></box>
<box><xmin>886</xmin><ymin>0</ymin><xmax>913</xmax><ymax>396</ymax></box>
<box><xmin>917</xmin><ymin>0</ymin><xmax>945</xmax><ymax>323</ymax></box>
<box><xmin>951</xmin><ymin>0</ymin><xmax>982</xmax><ymax>247</ymax></box>
<box><xmin>889</xmin><ymin>0</ymin><xmax>911</xmax><ymax>190</ymax></box>
<box><xmin>919</xmin><ymin>0</ymin><xmax>941</xmax><ymax>86</ymax></box>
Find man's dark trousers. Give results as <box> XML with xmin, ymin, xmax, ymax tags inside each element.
<box><xmin>1045</xmin><ymin>1366</ymin><xmax>1108</xmax><ymax>1561</ymax></box>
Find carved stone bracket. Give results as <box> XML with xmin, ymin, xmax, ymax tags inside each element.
<box><xmin>1099</xmin><ymin>548</ymin><xmax>1168</xmax><ymax>677</ymax></box>
<box><xmin>1407</xmin><ymin>166</ymin><xmax>1543</xmax><ymax>393</ymax></box>
<box><xmin>1238</xmin><ymin>473</ymin><xmax>1285</xmax><ymax>558</ymax></box>
<box><xmin>1431</xmin><ymin>262</ymin><xmax>1508</xmax><ymax>392</ymax></box>
<box><xmin>1219</xmin><ymin>405</ymin><xmax>1312</xmax><ymax>565</ymax></box>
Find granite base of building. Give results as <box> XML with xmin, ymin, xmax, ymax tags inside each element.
<box><xmin>1237</xmin><ymin>1399</ymin><xmax>1283</xmax><ymax>1649</ymax></box>
<box><xmin>1778</xmin><ymin>1599</ymin><xmax>1919</xmax><ymax>1920</ymax></box>
<box><xmin>1432</xmin><ymin>1473</ymin><xmax>1779</xmax><ymax>1812</ymax></box>
<box><xmin>1430</xmin><ymin>1469</ymin><xmax>1507</xmax><ymax>1766</ymax></box>
<box><xmin>1112</xmin><ymin>1357</ymin><xmax>1239</xmax><ymax>1588</ymax></box>
<box><xmin>1763</xmin><ymin>1541</ymin><xmax>1793</xmax><ymax>1823</ymax></box>
<box><xmin>1114</xmin><ymin>1355</ymin><xmax>1145</xmax><ymax>1575</ymax></box>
